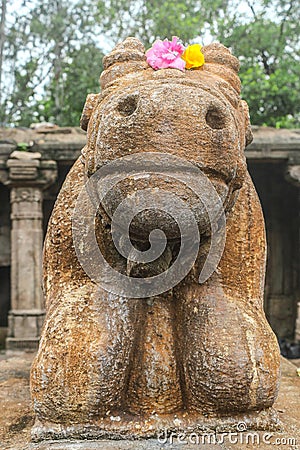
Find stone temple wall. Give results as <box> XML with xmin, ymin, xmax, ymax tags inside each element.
<box><xmin>0</xmin><ymin>125</ymin><xmax>299</xmax><ymax>350</ymax></box>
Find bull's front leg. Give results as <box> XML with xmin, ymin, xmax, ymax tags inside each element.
<box><xmin>31</xmin><ymin>285</ymin><xmax>140</xmax><ymax>423</ymax></box>
<box><xmin>31</xmin><ymin>158</ymin><xmax>140</xmax><ymax>424</ymax></box>
<box><xmin>174</xmin><ymin>174</ymin><xmax>280</xmax><ymax>415</ymax></box>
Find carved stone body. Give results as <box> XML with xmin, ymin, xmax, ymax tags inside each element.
<box><xmin>31</xmin><ymin>38</ymin><xmax>280</xmax><ymax>440</ymax></box>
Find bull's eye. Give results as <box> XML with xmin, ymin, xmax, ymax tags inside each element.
<box><xmin>117</xmin><ymin>94</ymin><xmax>139</xmax><ymax>117</ymax></box>
<box><xmin>205</xmin><ymin>106</ymin><xmax>227</xmax><ymax>130</ymax></box>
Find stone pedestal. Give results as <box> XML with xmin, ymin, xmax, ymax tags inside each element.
<box><xmin>1</xmin><ymin>151</ymin><xmax>57</xmax><ymax>350</ymax></box>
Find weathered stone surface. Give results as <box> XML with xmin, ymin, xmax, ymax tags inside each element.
<box><xmin>10</xmin><ymin>150</ymin><xmax>42</xmax><ymax>160</ymax></box>
<box><xmin>30</xmin><ymin>38</ymin><xmax>281</xmax><ymax>441</ymax></box>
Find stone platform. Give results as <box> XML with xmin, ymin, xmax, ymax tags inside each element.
<box><xmin>0</xmin><ymin>351</ymin><xmax>299</xmax><ymax>450</ymax></box>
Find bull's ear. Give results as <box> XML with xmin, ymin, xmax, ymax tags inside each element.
<box><xmin>80</xmin><ymin>93</ymin><xmax>100</xmax><ymax>131</ymax></box>
<box><xmin>241</xmin><ymin>100</ymin><xmax>253</xmax><ymax>147</ymax></box>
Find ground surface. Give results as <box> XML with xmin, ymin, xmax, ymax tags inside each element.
<box><xmin>0</xmin><ymin>351</ymin><xmax>299</xmax><ymax>450</ymax></box>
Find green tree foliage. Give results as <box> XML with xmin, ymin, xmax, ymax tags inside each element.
<box><xmin>0</xmin><ymin>0</ymin><xmax>102</xmax><ymax>126</ymax></box>
<box><xmin>218</xmin><ymin>0</ymin><xmax>300</xmax><ymax>127</ymax></box>
<box><xmin>0</xmin><ymin>0</ymin><xmax>299</xmax><ymax>128</ymax></box>
<box><xmin>36</xmin><ymin>43</ymin><xmax>103</xmax><ymax>126</ymax></box>
<box><xmin>96</xmin><ymin>0</ymin><xmax>231</xmax><ymax>48</ymax></box>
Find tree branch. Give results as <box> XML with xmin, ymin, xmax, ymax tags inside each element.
<box><xmin>246</xmin><ymin>0</ymin><xmax>258</xmax><ymax>20</ymax></box>
<box><xmin>0</xmin><ymin>0</ymin><xmax>7</xmax><ymax>105</ymax></box>
<box><xmin>275</xmin><ymin>0</ymin><xmax>294</xmax><ymax>61</ymax></box>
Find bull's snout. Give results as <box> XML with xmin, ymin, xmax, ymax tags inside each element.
<box><xmin>116</xmin><ymin>89</ymin><xmax>230</xmax><ymax>132</ymax></box>
<box><xmin>95</xmin><ymin>82</ymin><xmax>240</xmax><ymax>184</ymax></box>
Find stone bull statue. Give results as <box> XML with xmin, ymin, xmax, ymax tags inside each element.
<box><xmin>31</xmin><ymin>38</ymin><xmax>280</xmax><ymax>440</ymax></box>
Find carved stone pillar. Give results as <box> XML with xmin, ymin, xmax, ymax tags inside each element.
<box><xmin>4</xmin><ymin>151</ymin><xmax>57</xmax><ymax>350</ymax></box>
<box><xmin>286</xmin><ymin>163</ymin><xmax>300</xmax><ymax>342</ymax></box>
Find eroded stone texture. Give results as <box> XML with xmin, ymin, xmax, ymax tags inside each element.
<box><xmin>30</xmin><ymin>37</ymin><xmax>280</xmax><ymax>441</ymax></box>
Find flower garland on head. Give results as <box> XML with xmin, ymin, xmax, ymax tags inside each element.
<box><xmin>146</xmin><ymin>37</ymin><xmax>205</xmax><ymax>72</ymax></box>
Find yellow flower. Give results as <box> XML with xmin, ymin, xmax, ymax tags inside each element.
<box><xmin>182</xmin><ymin>44</ymin><xmax>205</xmax><ymax>69</ymax></box>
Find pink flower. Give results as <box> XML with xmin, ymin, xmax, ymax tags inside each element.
<box><xmin>146</xmin><ymin>37</ymin><xmax>186</xmax><ymax>71</ymax></box>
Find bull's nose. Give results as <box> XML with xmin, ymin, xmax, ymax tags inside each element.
<box><xmin>114</xmin><ymin>85</ymin><xmax>231</xmax><ymax>131</ymax></box>
<box><xmin>205</xmin><ymin>104</ymin><xmax>228</xmax><ymax>130</ymax></box>
<box><xmin>117</xmin><ymin>93</ymin><xmax>139</xmax><ymax>117</ymax></box>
